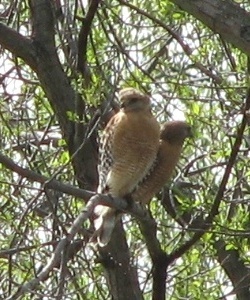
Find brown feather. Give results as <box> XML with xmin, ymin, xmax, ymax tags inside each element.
<box><xmin>93</xmin><ymin>88</ymin><xmax>160</xmax><ymax>246</ymax></box>
<box><xmin>131</xmin><ymin>121</ymin><xmax>191</xmax><ymax>204</ymax></box>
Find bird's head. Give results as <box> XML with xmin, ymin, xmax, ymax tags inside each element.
<box><xmin>160</xmin><ymin>121</ymin><xmax>192</xmax><ymax>145</ymax></box>
<box><xmin>119</xmin><ymin>88</ymin><xmax>151</xmax><ymax>112</ymax></box>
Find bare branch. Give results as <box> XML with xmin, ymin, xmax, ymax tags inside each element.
<box><xmin>118</xmin><ymin>0</ymin><xmax>223</xmax><ymax>84</ymax></box>
<box><xmin>29</xmin><ymin>0</ymin><xmax>55</xmax><ymax>47</ymax></box>
<box><xmin>0</xmin><ymin>23</ymin><xmax>37</xmax><ymax>69</ymax></box>
<box><xmin>6</xmin><ymin>192</ymin><xmax>151</xmax><ymax>299</ymax></box>
<box><xmin>77</xmin><ymin>0</ymin><xmax>101</xmax><ymax>79</ymax></box>
<box><xmin>138</xmin><ymin>216</ymin><xmax>169</xmax><ymax>300</ymax></box>
<box><xmin>6</xmin><ymin>194</ymin><xmax>99</xmax><ymax>300</ymax></box>
<box><xmin>168</xmin><ymin>87</ymin><xmax>250</xmax><ymax>264</ymax></box>
<box><xmin>0</xmin><ymin>152</ymin><xmax>94</xmax><ymax>200</ymax></box>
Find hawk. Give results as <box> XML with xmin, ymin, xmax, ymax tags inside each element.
<box><xmin>131</xmin><ymin>121</ymin><xmax>192</xmax><ymax>204</ymax></box>
<box><xmin>93</xmin><ymin>87</ymin><xmax>160</xmax><ymax>246</ymax></box>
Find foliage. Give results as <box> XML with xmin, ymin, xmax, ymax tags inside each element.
<box><xmin>0</xmin><ymin>0</ymin><xmax>250</xmax><ymax>299</ymax></box>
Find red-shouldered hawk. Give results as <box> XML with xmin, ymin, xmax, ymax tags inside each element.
<box><xmin>131</xmin><ymin>121</ymin><xmax>192</xmax><ymax>204</ymax></box>
<box><xmin>93</xmin><ymin>87</ymin><xmax>160</xmax><ymax>246</ymax></box>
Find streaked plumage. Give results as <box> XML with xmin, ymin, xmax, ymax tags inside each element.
<box><xmin>93</xmin><ymin>87</ymin><xmax>160</xmax><ymax>246</ymax></box>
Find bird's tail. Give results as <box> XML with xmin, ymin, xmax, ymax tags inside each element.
<box><xmin>92</xmin><ymin>206</ymin><xmax>117</xmax><ymax>247</ymax></box>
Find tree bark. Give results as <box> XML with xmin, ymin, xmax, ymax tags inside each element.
<box><xmin>214</xmin><ymin>239</ymin><xmax>250</xmax><ymax>300</ymax></box>
<box><xmin>97</xmin><ymin>220</ymin><xmax>143</xmax><ymax>300</ymax></box>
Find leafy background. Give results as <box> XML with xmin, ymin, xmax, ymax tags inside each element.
<box><xmin>0</xmin><ymin>0</ymin><xmax>250</xmax><ymax>299</ymax></box>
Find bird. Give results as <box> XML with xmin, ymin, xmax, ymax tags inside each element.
<box><xmin>131</xmin><ymin>121</ymin><xmax>192</xmax><ymax>205</ymax></box>
<box><xmin>93</xmin><ymin>87</ymin><xmax>160</xmax><ymax>246</ymax></box>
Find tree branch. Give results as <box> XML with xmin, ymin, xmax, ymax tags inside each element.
<box><xmin>10</xmin><ymin>1</ymin><xmax>75</xmax><ymax>153</ymax></box>
<box><xmin>97</xmin><ymin>221</ymin><xmax>144</xmax><ymax>300</ymax></box>
<box><xmin>168</xmin><ymin>86</ymin><xmax>250</xmax><ymax>265</ymax></box>
<box><xmin>0</xmin><ymin>23</ymin><xmax>37</xmax><ymax>69</ymax></box>
<box><xmin>77</xmin><ymin>0</ymin><xmax>101</xmax><ymax>77</ymax></box>
<box><xmin>170</xmin><ymin>0</ymin><xmax>250</xmax><ymax>56</ymax></box>
<box><xmin>118</xmin><ymin>0</ymin><xmax>223</xmax><ymax>84</ymax></box>
<box><xmin>6</xmin><ymin>194</ymin><xmax>100</xmax><ymax>300</ymax></box>
<box><xmin>214</xmin><ymin>239</ymin><xmax>250</xmax><ymax>299</ymax></box>
<box><xmin>0</xmin><ymin>152</ymin><xmax>149</xmax><ymax>217</ymax></box>
<box><xmin>29</xmin><ymin>0</ymin><xmax>55</xmax><ymax>47</ymax></box>
<box><xmin>138</xmin><ymin>215</ymin><xmax>169</xmax><ymax>300</ymax></box>
<box><xmin>0</xmin><ymin>152</ymin><xmax>93</xmax><ymax>201</ymax></box>
<box><xmin>5</xmin><ymin>192</ymin><xmax>151</xmax><ymax>299</ymax></box>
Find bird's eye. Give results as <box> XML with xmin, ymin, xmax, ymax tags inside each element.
<box><xmin>121</xmin><ymin>97</ymin><xmax>139</xmax><ymax>108</ymax></box>
<box><xmin>128</xmin><ymin>97</ymin><xmax>139</xmax><ymax>105</ymax></box>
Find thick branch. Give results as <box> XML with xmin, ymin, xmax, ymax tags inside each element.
<box><xmin>0</xmin><ymin>23</ymin><xmax>37</xmax><ymax>69</ymax></box>
<box><xmin>170</xmin><ymin>0</ymin><xmax>250</xmax><ymax>56</ymax></box>
<box><xmin>97</xmin><ymin>221</ymin><xmax>144</xmax><ymax>300</ymax></box>
<box><xmin>138</xmin><ymin>216</ymin><xmax>169</xmax><ymax>300</ymax></box>
<box><xmin>77</xmin><ymin>0</ymin><xmax>101</xmax><ymax>75</ymax></box>
<box><xmin>0</xmin><ymin>2</ymin><xmax>76</xmax><ymax>144</ymax></box>
<box><xmin>0</xmin><ymin>152</ymin><xmax>93</xmax><ymax>200</ymax></box>
<box><xmin>28</xmin><ymin>0</ymin><xmax>99</xmax><ymax>190</ymax></box>
<box><xmin>0</xmin><ymin>152</ymin><xmax>149</xmax><ymax>219</ymax></box>
<box><xmin>29</xmin><ymin>0</ymin><xmax>55</xmax><ymax>47</ymax></box>
<box><xmin>214</xmin><ymin>239</ymin><xmax>250</xmax><ymax>300</ymax></box>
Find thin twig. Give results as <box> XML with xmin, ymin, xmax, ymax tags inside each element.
<box><xmin>0</xmin><ymin>152</ymin><xmax>94</xmax><ymax>200</ymax></box>
<box><xmin>118</xmin><ymin>0</ymin><xmax>223</xmax><ymax>84</ymax></box>
<box><xmin>168</xmin><ymin>86</ymin><xmax>250</xmax><ymax>264</ymax></box>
